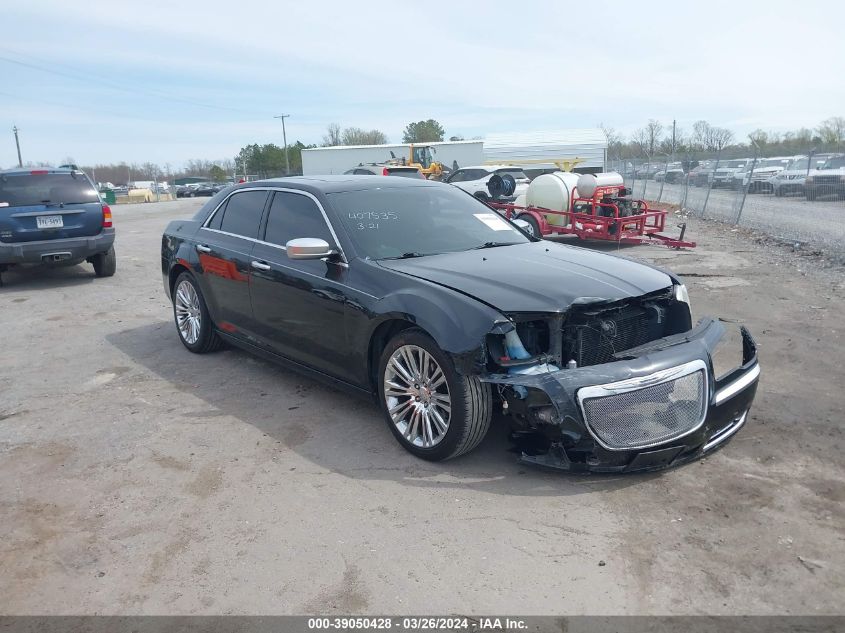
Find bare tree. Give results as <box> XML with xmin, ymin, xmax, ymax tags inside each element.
<box><xmin>600</xmin><ymin>123</ymin><xmax>623</xmax><ymax>159</ymax></box>
<box><xmin>631</xmin><ymin>128</ymin><xmax>650</xmax><ymax>157</ymax></box>
<box><xmin>748</xmin><ymin>129</ymin><xmax>769</xmax><ymax>154</ymax></box>
<box><xmin>817</xmin><ymin>116</ymin><xmax>845</xmax><ymax>146</ymax></box>
<box><xmin>691</xmin><ymin>120</ymin><xmax>711</xmax><ymax>153</ymax></box>
<box><xmin>709</xmin><ymin>127</ymin><xmax>734</xmax><ymax>153</ymax></box>
<box><xmin>341</xmin><ymin>127</ymin><xmax>388</xmax><ymax>145</ymax></box>
<box><xmin>322</xmin><ymin>123</ymin><xmax>342</xmax><ymax>146</ymax></box>
<box><xmin>184</xmin><ymin>159</ymin><xmax>214</xmax><ymax>177</ymax></box>
<box><xmin>645</xmin><ymin>119</ymin><xmax>663</xmax><ymax>156</ymax></box>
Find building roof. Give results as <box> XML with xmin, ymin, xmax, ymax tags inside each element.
<box><xmin>482</xmin><ymin>129</ymin><xmax>607</xmax><ymax>165</ymax></box>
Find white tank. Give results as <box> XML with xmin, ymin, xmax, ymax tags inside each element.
<box><xmin>576</xmin><ymin>172</ymin><xmax>624</xmax><ymax>198</ymax></box>
<box><xmin>525</xmin><ymin>171</ymin><xmax>580</xmax><ymax>226</ymax></box>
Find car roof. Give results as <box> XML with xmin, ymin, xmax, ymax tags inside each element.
<box><xmin>244</xmin><ymin>174</ymin><xmax>442</xmax><ymax>194</ymax></box>
<box><xmin>0</xmin><ymin>167</ymin><xmax>78</xmax><ymax>176</ymax></box>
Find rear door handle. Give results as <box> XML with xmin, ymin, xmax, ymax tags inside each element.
<box><xmin>251</xmin><ymin>260</ymin><xmax>271</xmax><ymax>271</ymax></box>
<box><xmin>196</xmin><ymin>244</ymin><xmax>212</xmax><ymax>253</ymax></box>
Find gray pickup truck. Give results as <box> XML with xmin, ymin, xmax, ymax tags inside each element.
<box><xmin>0</xmin><ymin>167</ymin><xmax>115</xmax><ymax>284</ymax></box>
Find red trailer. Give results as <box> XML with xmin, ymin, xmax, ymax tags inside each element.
<box><xmin>489</xmin><ymin>182</ymin><xmax>696</xmax><ymax>249</ymax></box>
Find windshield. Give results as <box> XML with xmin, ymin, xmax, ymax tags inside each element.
<box><xmin>789</xmin><ymin>158</ymin><xmax>809</xmax><ymax>170</ymax></box>
<box><xmin>0</xmin><ymin>172</ymin><xmax>100</xmax><ymax>208</ymax></box>
<box><xmin>758</xmin><ymin>159</ymin><xmax>786</xmax><ymax>168</ymax></box>
<box><xmin>822</xmin><ymin>156</ymin><xmax>845</xmax><ymax>169</ymax></box>
<box><xmin>327</xmin><ymin>185</ymin><xmax>530</xmax><ymax>259</ymax></box>
<box><xmin>722</xmin><ymin>160</ymin><xmax>746</xmax><ymax>168</ymax></box>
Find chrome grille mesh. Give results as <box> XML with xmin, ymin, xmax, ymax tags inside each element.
<box><xmin>580</xmin><ymin>369</ymin><xmax>706</xmax><ymax>450</ymax></box>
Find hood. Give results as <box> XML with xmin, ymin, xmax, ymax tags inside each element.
<box><xmin>378</xmin><ymin>242</ymin><xmax>673</xmax><ymax>313</ymax></box>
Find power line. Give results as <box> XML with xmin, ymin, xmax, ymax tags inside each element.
<box><xmin>0</xmin><ymin>89</ymin><xmax>173</xmax><ymax>122</ymax></box>
<box><xmin>0</xmin><ymin>51</ymin><xmax>269</xmax><ymax>117</ymax></box>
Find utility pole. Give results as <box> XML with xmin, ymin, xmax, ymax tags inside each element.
<box><xmin>12</xmin><ymin>125</ymin><xmax>22</xmax><ymax>167</ymax></box>
<box><xmin>274</xmin><ymin>115</ymin><xmax>291</xmax><ymax>175</ymax></box>
<box><xmin>672</xmin><ymin>119</ymin><xmax>676</xmax><ymax>158</ymax></box>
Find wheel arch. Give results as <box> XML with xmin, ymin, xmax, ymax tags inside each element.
<box><xmin>367</xmin><ymin>318</ymin><xmax>421</xmax><ymax>395</ymax></box>
<box><xmin>363</xmin><ymin>289</ymin><xmax>504</xmax><ymax>394</ymax></box>
<box><xmin>169</xmin><ymin>263</ymin><xmax>191</xmax><ymax>296</ymax></box>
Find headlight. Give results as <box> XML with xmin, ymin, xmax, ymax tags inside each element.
<box><xmin>674</xmin><ymin>283</ymin><xmax>690</xmax><ymax>307</ymax></box>
<box><xmin>711</xmin><ymin>324</ymin><xmax>745</xmax><ymax>380</ymax></box>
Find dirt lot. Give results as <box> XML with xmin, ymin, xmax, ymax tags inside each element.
<box><xmin>1</xmin><ymin>199</ymin><xmax>843</xmax><ymax>615</ymax></box>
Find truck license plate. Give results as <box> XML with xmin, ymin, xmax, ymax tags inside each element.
<box><xmin>36</xmin><ymin>215</ymin><xmax>63</xmax><ymax>229</ymax></box>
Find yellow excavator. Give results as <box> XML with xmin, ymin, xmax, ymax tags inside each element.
<box><xmin>388</xmin><ymin>144</ymin><xmax>448</xmax><ymax>179</ymax></box>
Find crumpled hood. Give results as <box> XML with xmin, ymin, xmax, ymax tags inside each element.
<box><xmin>378</xmin><ymin>242</ymin><xmax>673</xmax><ymax>313</ymax></box>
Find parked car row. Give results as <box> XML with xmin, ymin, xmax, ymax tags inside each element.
<box><xmin>176</xmin><ymin>182</ymin><xmax>230</xmax><ymax>198</ymax></box>
<box><xmin>626</xmin><ymin>153</ymin><xmax>845</xmax><ymax>200</ymax></box>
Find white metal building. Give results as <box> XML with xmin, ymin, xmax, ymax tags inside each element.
<box><xmin>482</xmin><ymin>129</ymin><xmax>607</xmax><ymax>171</ymax></box>
<box><xmin>301</xmin><ymin>140</ymin><xmax>484</xmax><ymax>176</ymax></box>
<box><xmin>300</xmin><ymin>129</ymin><xmax>607</xmax><ymax>175</ymax></box>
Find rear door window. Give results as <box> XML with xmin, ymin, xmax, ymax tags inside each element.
<box><xmin>263</xmin><ymin>192</ymin><xmax>334</xmax><ymax>247</ymax></box>
<box><xmin>217</xmin><ymin>191</ymin><xmax>268</xmax><ymax>238</ymax></box>
<box><xmin>0</xmin><ymin>172</ymin><xmax>99</xmax><ymax>208</ymax></box>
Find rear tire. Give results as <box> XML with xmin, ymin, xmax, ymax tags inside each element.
<box><xmin>172</xmin><ymin>272</ymin><xmax>224</xmax><ymax>353</ymax></box>
<box><xmin>92</xmin><ymin>246</ymin><xmax>116</xmax><ymax>277</ymax></box>
<box><xmin>377</xmin><ymin>328</ymin><xmax>492</xmax><ymax>461</ymax></box>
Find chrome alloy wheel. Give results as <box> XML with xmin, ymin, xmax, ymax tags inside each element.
<box><xmin>174</xmin><ymin>280</ymin><xmax>202</xmax><ymax>345</ymax></box>
<box><xmin>383</xmin><ymin>344</ymin><xmax>451</xmax><ymax>448</ymax></box>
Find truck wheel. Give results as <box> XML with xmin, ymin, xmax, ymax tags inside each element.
<box><xmin>378</xmin><ymin>328</ymin><xmax>492</xmax><ymax>461</ymax></box>
<box><xmin>518</xmin><ymin>214</ymin><xmax>541</xmax><ymax>238</ymax></box>
<box><xmin>92</xmin><ymin>246</ymin><xmax>117</xmax><ymax>277</ymax></box>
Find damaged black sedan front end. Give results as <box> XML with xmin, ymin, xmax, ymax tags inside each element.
<box><xmin>482</xmin><ymin>298</ymin><xmax>759</xmax><ymax>473</ymax></box>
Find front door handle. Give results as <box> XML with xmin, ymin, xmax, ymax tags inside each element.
<box><xmin>250</xmin><ymin>260</ymin><xmax>271</xmax><ymax>271</ymax></box>
<box><xmin>196</xmin><ymin>244</ymin><xmax>212</xmax><ymax>253</ymax></box>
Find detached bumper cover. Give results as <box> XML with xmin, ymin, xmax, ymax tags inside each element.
<box><xmin>482</xmin><ymin>318</ymin><xmax>760</xmax><ymax>473</ymax></box>
<box><xmin>0</xmin><ymin>229</ymin><xmax>114</xmax><ymax>264</ymax></box>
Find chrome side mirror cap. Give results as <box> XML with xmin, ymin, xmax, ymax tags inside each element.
<box><xmin>286</xmin><ymin>238</ymin><xmax>336</xmax><ymax>260</ymax></box>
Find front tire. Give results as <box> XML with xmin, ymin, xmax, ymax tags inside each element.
<box><xmin>172</xmin><ymin>272</ymin><xmax>224</xmax><ymax>353</ymax></box>
<box><xmin>378</xmin><ymin>328</ymin><xmax>492</xmax><ymax>461</ymax></box>
<box><xmin>518</xmin><ymin>213</ymin><xmax>541</xmax><ymax>238</ymax></box>
<box><xmin>92</xmin><ymin>246</ymin><xmax>116</xmax><ymax>277</ymax></box>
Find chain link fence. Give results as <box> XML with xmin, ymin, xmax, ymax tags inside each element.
<box><xmin>608</xmin><ymin>150</ymin><xmax>845</xmax><ymax>258</ymax></box>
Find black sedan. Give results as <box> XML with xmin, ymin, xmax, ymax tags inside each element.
<box><xmin>161</xmin><ymin>176</ymin><xmax>760</xmax><ymax>472</ymax></box>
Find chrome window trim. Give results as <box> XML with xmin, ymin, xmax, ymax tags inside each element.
<box><xmin>714</xmin><ymin>363</ymin><xmax>760</xmax><ymax>405</ymax></box>
<box><xmin>200</xmin><ymin>186</ymin><xmax>347</xmax><ymax>264</ymax></box>
<box><xmin>576</xmin><ymin>359</ymin><xmax>709</xmax><ymax>452</ymax></box>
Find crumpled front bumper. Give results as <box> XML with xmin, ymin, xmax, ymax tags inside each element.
<box><xmin>481</xmin><ymin>318</ymin><xmax>760</xmax><ymax>473</ymax></box>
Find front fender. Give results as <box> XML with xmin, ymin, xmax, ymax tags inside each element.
<box><xmin>369</xmin><ymin>285</ymin><xmax>506</xmax><ymax>373</ymax></box>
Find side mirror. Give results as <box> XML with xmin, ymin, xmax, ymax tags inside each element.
<box><xmin>513</xmin><ymin>218</ymin><xmax>532</xmax><ymax>232</ymax></box>
<box><xmin>286</xmin><ymin>238</ymin><xmax>336</xmax><ymax>260</ymax></box>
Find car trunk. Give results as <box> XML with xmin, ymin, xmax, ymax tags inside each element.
<box><xmin>0</xmin><ymin>172</ymin><xmax>104</xmax><ymax>243</ymax></box>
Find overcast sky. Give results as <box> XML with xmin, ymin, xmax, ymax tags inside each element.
<box><xmin>2</xmin><ymin>0</ymin><xmax>843</xmax><ymax>168</ymax></box>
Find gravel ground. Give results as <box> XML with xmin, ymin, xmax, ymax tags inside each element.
<box><xmin>0</xmin><ymin>199</ymin><xmax>842</xmax><ymax>615</ymax></box>
<box><xmin>628</xmin><ymin>179</ymin><xmax>845</xmax><ymax>258</ymax></box>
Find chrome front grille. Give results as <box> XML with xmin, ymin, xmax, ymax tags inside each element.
<box><xmin>577</xmin><ymin>360</ymin><xmax>708</xmax><ymax>451</ymax></box>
